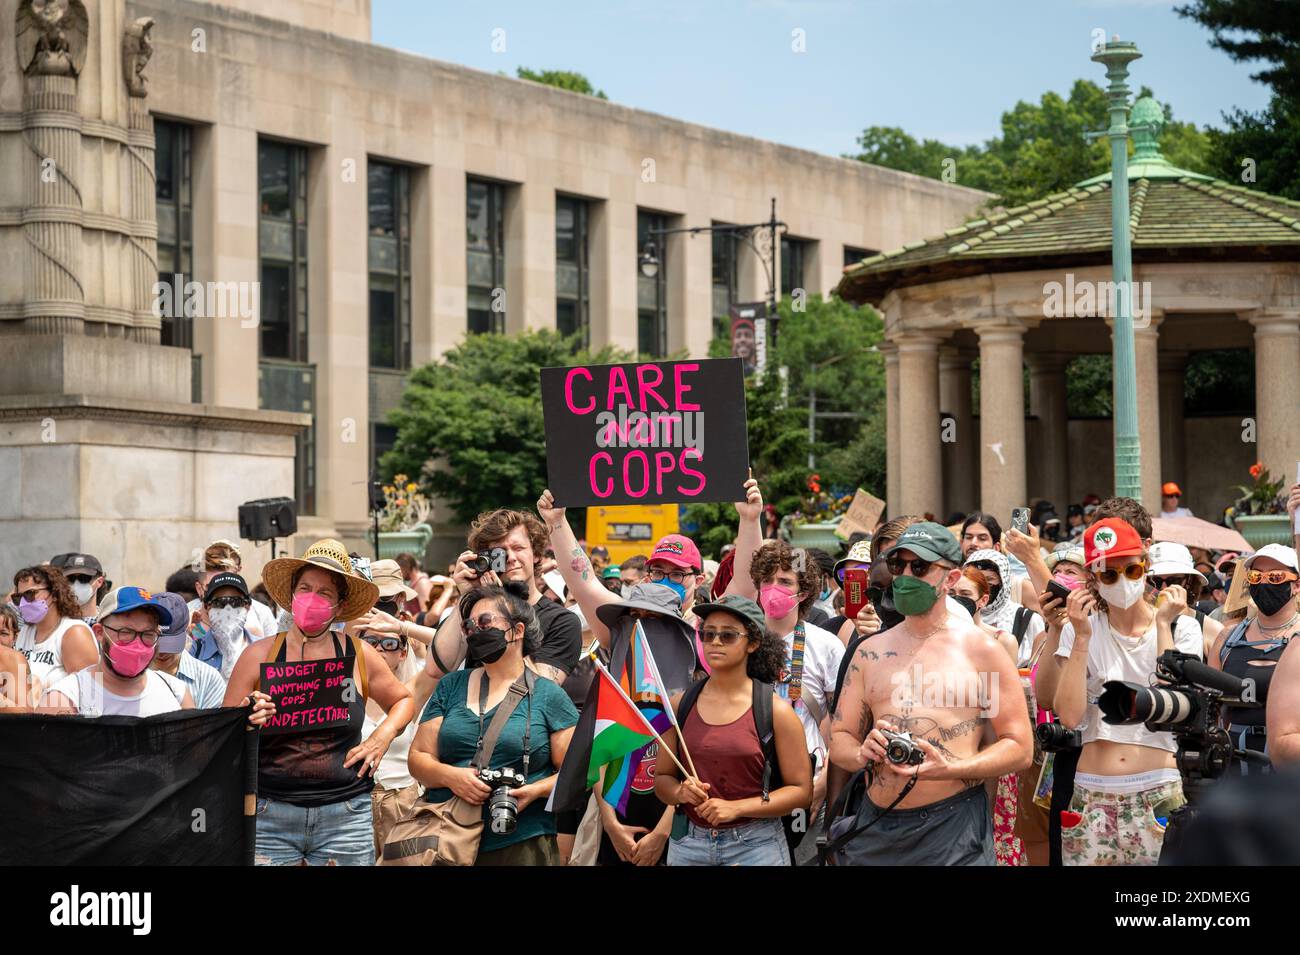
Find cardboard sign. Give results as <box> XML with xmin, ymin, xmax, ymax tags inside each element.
<box><xmin>540</xmin><ymin>358</ymin><xmax>749</xmax><ymax>507</ymax></box>
<box><xmin>1223</xmin><ymin>558</ymin><xmax>1251</xmax><ymax>616</ymax></box>
<box><xmin>835</xmin><ymin>488</ymin><xmax>886</xmax><ymax>540</ymax></box>
<box><xmin>259</xmin><ymin>657</ymin><xmax>353</xmax><ymax>735</ymax></box>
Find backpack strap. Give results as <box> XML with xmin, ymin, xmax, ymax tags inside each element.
<box><xmin>752</xmin><ymin>679</ymin><xmax>777</xmax><ymax>802</ymax></box>
<box><xmin>1012</xmin><ymin>606</ymin><xmax>1034</xmax><ymax>642</ymax></box>
<box><xmin>348</xmin><ymin>633</ymin><xmax>370</xmax><ymax>701</ymax></box>
<box><xmin>1218</xmin><ymin>619</ymin><xmax>1252</xmax><ymax>667</ymax></box>
<box><xmin>1194</xmin><ymin>609</ymin><xmax>1206</xmax><ymax>629</ymax></box>
<box><xmin>674</xmin><ymin>677</ymin><xmax>708</xmax><ymax>739</ymax></box>
<box><xmin>255</xmin><ymin>630</ymin><xmax>289</xmax><ymax>693</ymax></box>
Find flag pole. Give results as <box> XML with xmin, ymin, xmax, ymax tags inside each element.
<box><xmin>593</xmin><ymin>658</ymin><xmax>693</xmax><ymax>781</ymax></box>
<box><xmin>632</xmin><ymin>621</ymin><xmax>701</xmax><ymax>779</ymax></box>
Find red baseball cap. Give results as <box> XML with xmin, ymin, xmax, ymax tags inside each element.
<box><xmin>1084</xmin><ymin>518</ymin><xmax>1144</xmax><ymax>568</ymax></box>
<box><xmin>650</xmin><ymin>534</ymin><xmax>702</xmax><ymax>572</ymax></box>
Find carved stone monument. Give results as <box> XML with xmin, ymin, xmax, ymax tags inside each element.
<box><xmin>0</xmin><ymin>0</ymin><xmax>309</xmax><ymax>585</ymax></box>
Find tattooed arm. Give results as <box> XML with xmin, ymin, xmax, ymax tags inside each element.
<box><xmin>829</xmin><ymin>645</ymin><xmax>873</xmax><ymax>773</ymax></box>
<box><xmin>537</xmin><ymin>488</ymin><xmax>620</xmax><ymax>650</ymax></box>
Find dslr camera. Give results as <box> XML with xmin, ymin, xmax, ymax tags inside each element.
<box><xmin>881</xmin><ymin>729</ymin><xmax>926</xmax><ymax>767</ymax></box>
<box><xmin>1035</xmin><ymin>720</ymin><xmax>1082</xmax><ymax>753</ymax></box>
<box><xmin>479</xmin><ymin>767</ymin><xmax>527</xmax><ymax>834</ymax></box>
<box><xmin>467</xmin><ymin>547</ymin><xmax>508</xmax><ymax>576</ymax></box>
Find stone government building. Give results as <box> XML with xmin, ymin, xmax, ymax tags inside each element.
<box><xmin>0</xmin><ymin>0</ymin><xmax>986</xmax><ymax>585</ymax></box>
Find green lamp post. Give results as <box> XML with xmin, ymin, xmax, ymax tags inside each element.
<box><xmin>1092</xmin><ymin>38</ymin><xmax>1143</xmax><ymax>503</ymax></box>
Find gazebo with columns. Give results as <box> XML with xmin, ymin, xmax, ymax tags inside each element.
<box><xmin>836</xmin><ymin>97</ymin><xmax>1300</xmax><ymax>524</ymax></box>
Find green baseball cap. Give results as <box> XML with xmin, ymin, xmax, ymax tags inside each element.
<box><xmin>883</xmin><ymin>521</ymin><xmax>962</xmax><ymax>565</ymax></box>
<box><xmin>693</xmin><ymin>594</ymin><xmax>766</xmax><ymax>640</ymax></box>
<box><xmin>601</xmin><ymin>565</ymin><xmax>622</xmax><ymax>580</ymax></box>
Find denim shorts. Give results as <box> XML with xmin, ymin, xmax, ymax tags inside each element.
<box><xmin>254</xmin><ymin>794</ymin><xmax>375</xmax><ymax>866</ymax></box>
<box><xmin>667</xmin><ymin>817</ymin><xmax>790</xmax><ymax>867</ymax></box>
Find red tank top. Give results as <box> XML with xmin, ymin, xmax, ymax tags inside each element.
<box><xmin>682</xmin><ymin>702</ymin><xmax>765</xmax><ymax>829</ymax></box>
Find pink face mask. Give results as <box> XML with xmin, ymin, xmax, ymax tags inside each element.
<box><xmin>760</xmin><ymin>583</ymin><xmax>801</xmax><ymax>620</ymax></box>
<box><xmin>1053</xmin><ymin>572</ymin><xmax>1085</xmax><ymax>592</ymax></box>
<box><xmin>292</xmin><ymin>591</ymin><xmax>336</xmax><ymax>635</ymax></box>
<box><xmin>103</xmin><ymin>637</ymin><xmax>156</xmax><ymax>678</ymax></box>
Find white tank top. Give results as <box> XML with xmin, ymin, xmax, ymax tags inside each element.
<box><xmin>47</xmin><ymin>668</ymin><xmax>187</xmax><ymax>717</ymax></box>
<box><xmin>16</xmin><ymin>616</ymin><xmax>91</xmax><ymax>686</ymax></box>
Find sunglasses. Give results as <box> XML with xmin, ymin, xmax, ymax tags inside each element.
<box><xmin>363</xmin><ymin>635</ymin><xmax>404</xmax><ymax>652</ymax></box>
<box><xmin>1245</xmin><ymin>569</ymin><xmax>1299</xmax><ymax>586</ymax></box>
<box><xmin>698</xmin><ymin>628</ymin><xmax>749</xmax><ymax>646</ymax></box>
<box><xmin>14</xmin><ymin>588</ymin><xmax>49</xmax><ymax>603</ymax></box>
<box><xmin>1096</xmin><ymin>562</ymin><xmax>1146</xmax><ymax>585</ymax></box>
<box><xmin>886</xmin><ymin>556</ymin><xmax>937</xmax><ymax>578</ymax></box>
<box><xmin>1148</xmin><ymin>576</ymin><xmax>1189</xmax><ymax>591</ymax></box>
<box><xmin>206</xmin><ymin>595</ymin><xmax>250</xmax><ymax>611</ymax></box>
<box><xmin>464</xmin><ymin>612</ymin><xmax>511</xmax><ymax>634</ymax></box>
<box><xmin>65</xmin><ymin>575</ymin><xmax>95</xmax><ymax>585</ymax></box>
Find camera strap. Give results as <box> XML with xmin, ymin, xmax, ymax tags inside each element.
<box><xmin>471</xmin><ymin>668</ymin><xmax>534</xmax><ymax>774</ymax></box>
<box><xmin>818</xmin><ymin>768</ymin><xmax>918</xmax><ymax>863</ymax></box>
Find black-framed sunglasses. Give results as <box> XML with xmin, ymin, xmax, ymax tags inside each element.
<box><xmin>14</xmin><ymin>588</ymin><xmax>49</xmax><ymax>603</ymax></box>
<box><xmin>65</xmin><ymin>575</ymin><xmax>96</xmax><ymax>585</ymax></box>
<box><xmin>1149</xmin><ymin>575</ymin><xmax>1189</xmax><ymax>591</ymax></box>
<box><xmin>885</xmin><ymin>555</ymin><xmax>935</xmax><ymax>578</ymax></box>
<box><xmin>363</xmin><ymin>635</ymin><xmax>404</xmax><ymax>652</ymax></box>
<box><xmin>206</xmin><ymin>595</ymin><xmax>250</xmax><ymax>611</ymax></box>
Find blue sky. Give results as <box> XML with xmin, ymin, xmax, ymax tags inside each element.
<box><xmin>371</xmin><ymin>0</ymin><xmax>1271</xmax><ymax>158</ymax></box>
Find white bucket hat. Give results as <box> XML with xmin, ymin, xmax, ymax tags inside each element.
<box><xmin>1147</xmin><ymin>542</ymin><xmax>1207</xmax><ymax>585</ymax></box>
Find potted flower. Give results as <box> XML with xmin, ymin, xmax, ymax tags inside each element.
<box><xmin>1225</xmin><ymin>462</ymin><xmax>1292</xmax><ymax>548</ymax></box>
<box><xmin>369</xmin><ymin>474</ymin><xmax>434</xmax><ymax>559</ymax></box>
<box><xmin>782</xmin><ymin>474</ymin><xmax>855</xmax><ymax>551</ymax></box>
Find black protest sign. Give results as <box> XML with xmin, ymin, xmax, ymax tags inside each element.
<box><xmin>259</xmin><ymin>656</ymin><xmax>353</xmax><ymax>735</ymax></box>
<box><xmin>540</xmin><ymin>358</ymin><xmax>749</xmax><ymax>507</ymax></box>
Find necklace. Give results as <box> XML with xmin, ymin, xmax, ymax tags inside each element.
<box><xmin>903</xmin><ymin>613</ymin><xmax>947</xmax><ymax>643</ymax></box>
<box><xmin>1258</xmin><ymin>612</ymin><xmax>1299</xmax><ymax>633</ymax></box>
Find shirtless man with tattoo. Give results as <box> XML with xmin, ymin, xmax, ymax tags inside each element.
<box><xmin>828</xmin><ymin>522</ymin><xmax>1033</xmax><ymax>865</ymax></box>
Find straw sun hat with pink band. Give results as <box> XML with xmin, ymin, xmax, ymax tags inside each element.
<box><xmin>261</xmin><ymin>539</ymin><xmax>379</xmax><ymax>622</ymax></box>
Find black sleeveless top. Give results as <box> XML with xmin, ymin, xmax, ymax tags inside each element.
<box><xmin>258</xmin><ymin>632</ymin><xmax>372</xmax><ymax>807</ymax></box>
<box><xmin>1220</xmin><ymin>621</ymin><xmax>1290</xmax><ymax>731</ymax></box>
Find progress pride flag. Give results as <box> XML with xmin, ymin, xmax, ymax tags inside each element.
<box><xmin>540</xmin><ymin>358</ymin><xmax>748</xmax><ymax>506</ymax></box>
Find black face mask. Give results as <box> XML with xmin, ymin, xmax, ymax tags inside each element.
<box><xmin>1249</xmin><ymin>582</ymin><xmax>1296</xmax><ymax>618</ymax></box>
<box><xmin>467</xmin><ymin>627</ymin><xmax>510</xmax><ymax>665</ymax></box>
<box><xmin>869</xmin><ymin>584</ymin><xmax>905</xmax><ymax>633</ymax></box>
<box><xmin>987</xmin><ymin>584</ymin><xmax>1003</xmax><ymax>604</ymax></box>
<box><xmin>952</xmin><ymin>595</ymin><xmax>978</xmax><ymax>618</ymax></box>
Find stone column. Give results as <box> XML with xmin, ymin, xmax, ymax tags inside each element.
<box><xmin>665</xmin><ymin>215</ymin><xmax>707</xmax><ymax>358</ymax></box>
<box><xmin>504</xmin><ymin>177</ymin><xmax>555</xmax><ymax>333</ymax></box>
<box><xmin>880</xmin><ymin>341</ymin><xmax>901</xmax><ymax>517</ymax></box>
<box><xmin>1026</xmin><ymin>352</ymin><xmax>1070</xmax><ymax>512</ymax></box>
<box><xmin>125</xmin><ymin>38</ymin><xmax>158</xmax><ymax>344</ymax></box>
<box><xmin>422</xmin><ymin>164</ymin><xmax>466</xmax><ymax>361</ymax></box>
<box><xmin>1158</xmin><ymin>350</ymin><xmax>1189</xmax><ymax>490</ymax></box>
<box><xmin>896</xmin><ymin>334</ymin><xmax>943</xmax><ymax>517</ymax></box>
<box><xmin>939</xmin><ymin>346</ymin><xmax>976</xmax><ymax>516</ymax></box>
<box><xmin>1133</xmin><ymin>317</ymin><xmax>1163</xmax><ymax>508</ymax></box>
<box><xmin>1250</xmin><ymin>311</ymin><xmax>1300</xmax><ymax>482</ymax></box>
<box><xmin>977</xmin><ymin>324</ymin><xmax>1027</xmax><ymax>521</ymax></box>
<box><xmin>588</xmin><ymin>197</ymin><xmax>638</xmax><ymax>353</ymax></box>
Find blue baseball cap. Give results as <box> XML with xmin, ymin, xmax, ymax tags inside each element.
<box><xmin>97</xmin><ymin>586</ymin><xmax>175</xmax><ymax>629</ymax></box>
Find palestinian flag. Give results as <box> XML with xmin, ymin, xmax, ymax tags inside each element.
<box><xmin>586</xmin><ymin>665</ymin><xmax>658</xmax><ymax>789</ymax></box>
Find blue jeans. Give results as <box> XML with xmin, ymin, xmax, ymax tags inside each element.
<box><xmin>254</xmin><ymin>795</ymin><xmax>374</xmax><ymax>866</ymax></box>
<box><xmin>667</xmin><ymin>817</ymin><xmax>791</xmax><ymax>867</ymax></box>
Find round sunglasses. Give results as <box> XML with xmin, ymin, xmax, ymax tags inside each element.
<box><xmin>1096</xmin><ymin>562</ymin><xmax>1146</xmax><ymax>585</ymax></box>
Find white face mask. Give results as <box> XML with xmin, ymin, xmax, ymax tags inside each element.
<box><xmin>1097</xmin><ymin>575</ymin><xmax>1146</xmax><ymax>610</ymax></box>
<box><xmin>71</xmin><ymin>581</ymin><xmax>95</xmax><ymax>606</ymax></box>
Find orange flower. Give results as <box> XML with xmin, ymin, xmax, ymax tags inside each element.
<box><xmin>1249</xmin><ymin>462</ymin><xmax>1263</xmax><ymax>480</ymax></box>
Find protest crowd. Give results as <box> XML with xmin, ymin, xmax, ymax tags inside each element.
<box><xmin>4</xmin><ymin>474</ymin><xmax>1300</xmax><ymax>868</ymax></box>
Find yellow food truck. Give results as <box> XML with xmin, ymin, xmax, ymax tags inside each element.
<box><xmin>583</xmin><ymin>504</ymin><xmax>679</xmax><ymax>565</ymax></box>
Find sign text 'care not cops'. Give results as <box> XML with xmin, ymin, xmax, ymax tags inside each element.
<box><xmin>540</xmin><ymin>358</ymin><xmax>749</xmax><ymax>507</ymax></box>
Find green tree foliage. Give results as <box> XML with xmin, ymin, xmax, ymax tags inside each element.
<box><xmin>849</xmin><ymin>81</ymin><xmax>1212</xmax><ymax>207</ymax></box>
<box><xmin>1178</xmin><ymin>1</ymin><xmax>1300</xmax><ymax>200</ymax></box>
<box><xmin>516</xmin><ymin>67</ymin><xmax>608</xmax><ymax>99</ymax></box>
<box><xmin>380</xmin><ymin>330</ymin><xmax>630</xmax><ymax>525</ymax></box>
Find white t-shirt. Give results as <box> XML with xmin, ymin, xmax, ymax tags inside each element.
<box><xmin>1056</xmin><ymin>612</ymin><xmax>1202</xmax><ymax>753</ymax></box>
<box><xmin>1162</xmin><ymin>507</ymin><xmax>1194</xmax><ymax>519</ymax></box>
<box><xmin>946</xmin><ymin>595</ymin><xmax>973</xmax><ymax>623</ymax></box>
<box><xmin>778</xmin><ymin>621</ymin><xmax>845</xmax><ymax>766</ymax></box>
<box><xmin>362</xmin><ymin>710</ymin><xmax>419</xmax><ymax>791</ymax></box>
<box><xmin>46</xmin><ymin>668</ymin><xmax>188</xmax><ymax>718</ymax></box>
<box><xmin>15</xmin><ymin>616</ymin><xmax>91</xmax><ymax>686</ymax></box>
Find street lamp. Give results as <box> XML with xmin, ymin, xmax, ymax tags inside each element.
<box><xmin>1090</xmin><ymin>37</ymin><xmax>1144</xmax><ymax>503</ymax></box>
<box><xmin>637</xmin><ymin>197</ymin><xmax>786</xmax><ymax>374</ymax></box>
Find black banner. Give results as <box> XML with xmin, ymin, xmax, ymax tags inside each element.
<box><xmin>540</xmin><ymin>357</ymin><xmax>749</xmax><ymax>507</ymax></box>
<box><xmin>0</xmin><ymin>708</ymin><xmax>254</xmax><ymax>865</ymax></box>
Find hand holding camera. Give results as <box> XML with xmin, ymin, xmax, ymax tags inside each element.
<box><xmin>480</xmin><ymin>767</ymin><xmax>529</xmax><ymax>834</ymax></box>
<box><xmin>453</xmin><ymin>548</ymin><xmax>507</xmax><ymax>595</ymax></box>
<box><xmin>450</xmin><ymin>766</ymin><xmax>493</xmax><ymax>805</ymax></box>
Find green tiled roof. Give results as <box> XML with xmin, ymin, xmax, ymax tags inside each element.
<box><xmin>837</xmin><ymin>176</ymin><xmax>1300</xmax><ymax>306</ymax></box>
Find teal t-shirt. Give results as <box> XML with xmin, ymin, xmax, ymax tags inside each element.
<box><xmin>421</xmin><ymin>668</ymin><xmax>579</xmax><ymax>853</ymax></box>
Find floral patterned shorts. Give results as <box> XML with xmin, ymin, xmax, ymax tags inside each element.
<box><xmin>1061</xmin><ymin>778</ymin><xmax>1184</xmax><ymax>866</ymax></box>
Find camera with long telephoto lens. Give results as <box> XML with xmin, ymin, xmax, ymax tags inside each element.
<box><xmin>1097</xmin><ymin>650</ymin><xmax>1260</xmax><ymax>779</ymax></box>
<box><xmin>467</xmin><ymin>547</ymin><xmax>508</xmax><ymax>576</ymax></box>
<box><xmin>479</xmin><ymin>767</ymin><xmax>527</xmax><ymax>834</ymax></box>
<box><xmin>1035</xmin><ymin>720</ymin><xmax>1083</xmax><ymax>753</ymax></box>
<box><xmin>881</xmin><ymin>729</ymin><xmax>926</xmax><ymax>767</ymax></box>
